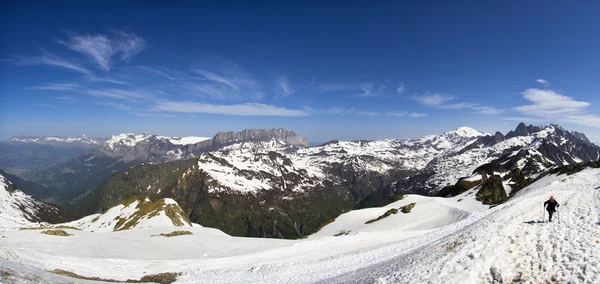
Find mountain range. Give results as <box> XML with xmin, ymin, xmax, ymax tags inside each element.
<box><xmin>0</xmin><ymin>123</ymin><xmax>597</xmax><ymax>238</ymax></box>
<box><xmin>8</xmin><ymin>122</ymin><xmax>586</xmax><ymax>239</ymax></box>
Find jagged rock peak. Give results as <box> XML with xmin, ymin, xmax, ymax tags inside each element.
<box><xmin>571</xmin><ymin>131</ymin><xmax>591</xmax><ymax>144</ymax></box>
<box><xmin>212</xmin><ymin>128</ymin><xmax>308</xmax><ymax>147</ymax></box>
<box><xmin>505</xmin><ymin>122</ymin><xmax>530</xmax><ymax>138</ymax></box>
<box><xmin>492</xmin><ymin>131</ymin><xmax>506</xmax><ymax>144</ymax></box>
<box><xmin>504</xmin><ymin>123</ymin><xmax>592</xmax><ymax>143</ymax></box>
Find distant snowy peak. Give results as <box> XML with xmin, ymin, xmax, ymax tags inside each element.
<box><xmin>446</xmin><ymin>126</ymin><xmax>490</xmax><ymax>138</ymax></box>
<box><xmin>62</xmin><ymin>197</ymin><xmax>192</xmax><ymax>232</ymax></box>
<box><xmin>106</xmin><ymin>133</ymin><xmax>153</xmax><ymax>149</ymax></box>
<box><xmin>8</xmin><ymin>135</ymin><xmax>103</xmax><ymax>146</ymax></box>
<box><xmin>105</xmin><ymin>133</ymin><xmax>211</xmax><ymax>149</ymax></box>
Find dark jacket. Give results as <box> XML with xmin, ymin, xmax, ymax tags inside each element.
<box><xmin>544</xmin><ymin>200</ymin><xmax>559</xmax><ymax>212</ymax></box>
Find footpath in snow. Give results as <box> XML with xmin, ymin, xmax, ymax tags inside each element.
<box><xmin>328</xmin><ymin>168</ymin><xmax>600</xmax><ymax>284</ymax></box>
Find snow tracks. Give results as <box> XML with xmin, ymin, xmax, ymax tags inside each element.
<box><xmin>332</xmin><ymin>169</ymin><xmax>600</xmax><ymax>284</ymax></box>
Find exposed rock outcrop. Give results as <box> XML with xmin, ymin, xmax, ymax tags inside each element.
<box><xmin>476</xmin><ymin>175</ymin><xmax>507</xmax><ymax>205</ymax></box>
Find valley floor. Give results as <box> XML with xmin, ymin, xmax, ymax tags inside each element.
<box><xmin>1</xmin><ymin>169</ymin><xmax>599</xmax><ymax>284</ymax></box>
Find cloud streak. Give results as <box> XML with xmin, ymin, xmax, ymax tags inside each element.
<box><xmin>274</xmin><ymin>76</ymin><xmax>295</xmax><ymax>98</ymax></box>
<box><xmin>27</xmin><ymin>83</ymin><xmax>81</xmax><ymax>91</ymax></box>
<box><xmin>315</xmin><ymin>83</ymin><xmax>357</xmax><ymax>92</ymax></box>
<box><xmin>536</xmin><ymin>79</ymin><xmax>549</xmax><ymax>86</ymax></box>
<box><xmin>315</xmin><ymin>80</ymin><xmax>404</xmax><ymax>98</ymax></box>
<box><xmin>413</xmin><ymin>93</ymin><xmax>502</xmax><ymax>115</ymax></box>
<box><xmin>10</xmin><ymin>51</ymin><xmax>91</xmax><ymax>76</ymax></box>
<box><xmin>354</xmin><ymin>82</ymin><xmax>387</xmax><ymax>98</ymax></box>
<box><xmin>56</xmin><ymin>31</ymin><xmax>146</xmax><ymax>71</ymax></box>
<box><xmin>396</xmin><ymin>82</ymin><xmax>405</xmax><ymax>95</ymax></box>
<box><xmin>154</xmin><ymin>101</ymin><xmax>309</xmax><ymax>117</ymax></box>
<box><xmin>386</xmin><ymin>111</ymin><xmax>427</xmax><ymax>118</ymax></box>
<box><xmin>192</xmin><ymin>64</ymin><xmax>264</xmax><ymax>100</ymax></box>
<box><xmin>84</xmin><ymin>89</ymin><xmax>149</xmax><ymax>102</ymax></box>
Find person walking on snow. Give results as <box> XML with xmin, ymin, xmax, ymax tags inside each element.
<box><xmin>544</xmin><ymin>196</ymin><xmax>560</xmax><ymax>222</ymax></box>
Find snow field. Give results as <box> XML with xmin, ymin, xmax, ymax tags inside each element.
<box><xmin>368</xmin><ymin>168</ymin><xmax>600</xmax><ymax>284</ymax></box>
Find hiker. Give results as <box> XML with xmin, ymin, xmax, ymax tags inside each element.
<box><xmin>544</xmin><ymin>196</ymin><xmax>560</xmax><ymax>222</ymax></box>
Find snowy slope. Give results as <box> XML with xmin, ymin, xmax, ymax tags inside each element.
<box><xmin>63</xmin><ymin>197</ymin><xmax>192</xmax><ymax>232</ymax></box>
<box><xmin>0</xmin><ymin>167</ymin><xmax>598</xmax><ymax>283</ymax></box>
<box><xmin>0</xmin><ymin>174</ymin><xmax>68</xmax><ymax>230</ymax></box>
<box><xmin>166</xmin><ymin>136</ymin><xmax>211</xmax><ymax>145</ymax></box>
<box><xmin>0</xmin><ymin>175</ymin><xmax>41</xmax><ymax>229</ymax></box>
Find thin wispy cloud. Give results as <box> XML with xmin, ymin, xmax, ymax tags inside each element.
<box><xmin>357</xmin><ymin>111</ymin><xmax>378</xmax><ymax>116</ymax></box>
<box><xmin>36</xmin><ymin>103</ymin><xmax>56</xmax><ymax>108</ymax></box>
<box><xmin>413</xmin><ymin>93</ymin><xmax>502</xmax><ymax>115</ymax></box>
<box><xmin>386</xmin><ymin>111</ymin><xmax>427</xmax><ymax>118</ymax></box>
<box><xmin>137</xmin><ymin>65</ymin><xmax>185</xmax><ymax>80</ymax></box>
<box><xmin>192</xmin><ymin>64</ymin><xmax>263</xmax><ymax>100</ymax></box>
<box><xmin>396</xmin><ymin>82</ymin><xmax>405</xmax><ymax>95</ymax></box>
<box><xmin>27</xmin><ymin>83</ymin><xmax>80</xmax><ymax>91</ymax></box>
<box><xmin>95</xmin><ymin>102</ymin><xmax>133</xmax><ymax>111</ymax></box>
<box><xmin>303</xmin><ymin>106</ymin><xmax>382</xmax><ymax>116</ymax></box>
<box><xmin>316</xmin><ymin>80</ymin><xmax>402</xmax><ymax>98</ymax></box>
<box><xmin>437</xmin><ymin>102</ymin><xmax>476</xmax><ymax>109</ymax></box>
<box><xmin>536</xmin><ymin>78</ymin><xmax>549</xmax><ymax>86</ymax></box>
<box><xmin>10</xmin><ymin>51</ymin><xmax>91</xmax><ymax>76</ymax></box>
<box><xmin>300</xmin><ymin>106</ymin><xmax>351</xmax><ymax>115</ymax></box>
<box><xmin>503</xmin><ymin>117</ymin><xmax>544</xmax><ymax>123</ymax></box>
<box><xmin>274</xmin><ymin>76</ymin><xmax>295</xmax><ymax>98</ymax></box>
<box><xmin>473</xmin><ymin>106</ymin><xmax>503</xmax><ymax>115</ymax></box>
<box><xmin>135</xmin><ymin>112</ymin><xmax>176</xmax><ymax>118</ymax></box>
<box><xmin>315</xmin><ymin>83</ymin><xmax>357</xmax><ymax>92</ymax></box>
<box><xmin>154</xmin><ymin>101</ymin><xmax>309</xmax><ymax>117</ymax></box>
<box><xmin>354</xmin><ymin>82</ymin><xmax>387</xmax><ymax>98</ymax></box>
<box><xmin>88</xmin><ymin>76</ymin><xmax>130</xmax><ymax>85</ymax></box>
<box><xmin>563</xmin><ymin>114</ymin><xmax>600</xmax><ymax>128</ymax></box>
<box><xmin>56</xmin><ymin>31</ymin><xmax>146</xmax><ymax>71</ymax></box>
<box><xmin>413</xmin><ymin>93</ymin><xmax>455</xmax><ymax>106</ymax></box>
<box><xmin>54</xmin><ymin>96</ymin><xmax>76</xmax><ymax>102</ymax></box>
<box><xmin>84</xmin><ymin>89</ymin><xmax>148</xmax><ymax>102</ymax></box>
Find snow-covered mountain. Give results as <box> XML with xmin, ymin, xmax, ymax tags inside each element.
<box><xmin>0</xmin><ymin>174</ymin><xmax>72</xmax><ymax>230</ymax></box>
<box><xmin>394</xmin><ymin>123</ymin><xmax>600</xmax><ymax>196</ymax></box>
<box><xmin>191</xmin><ymin>126</ymin><xmax>488</xmax><ymax>194</ymax></box>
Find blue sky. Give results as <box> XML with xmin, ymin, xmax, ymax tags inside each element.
<box><xmin>1</xmin><ymin>1</ymin><xmax>600</xmax><ymax>143</ymax></box>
